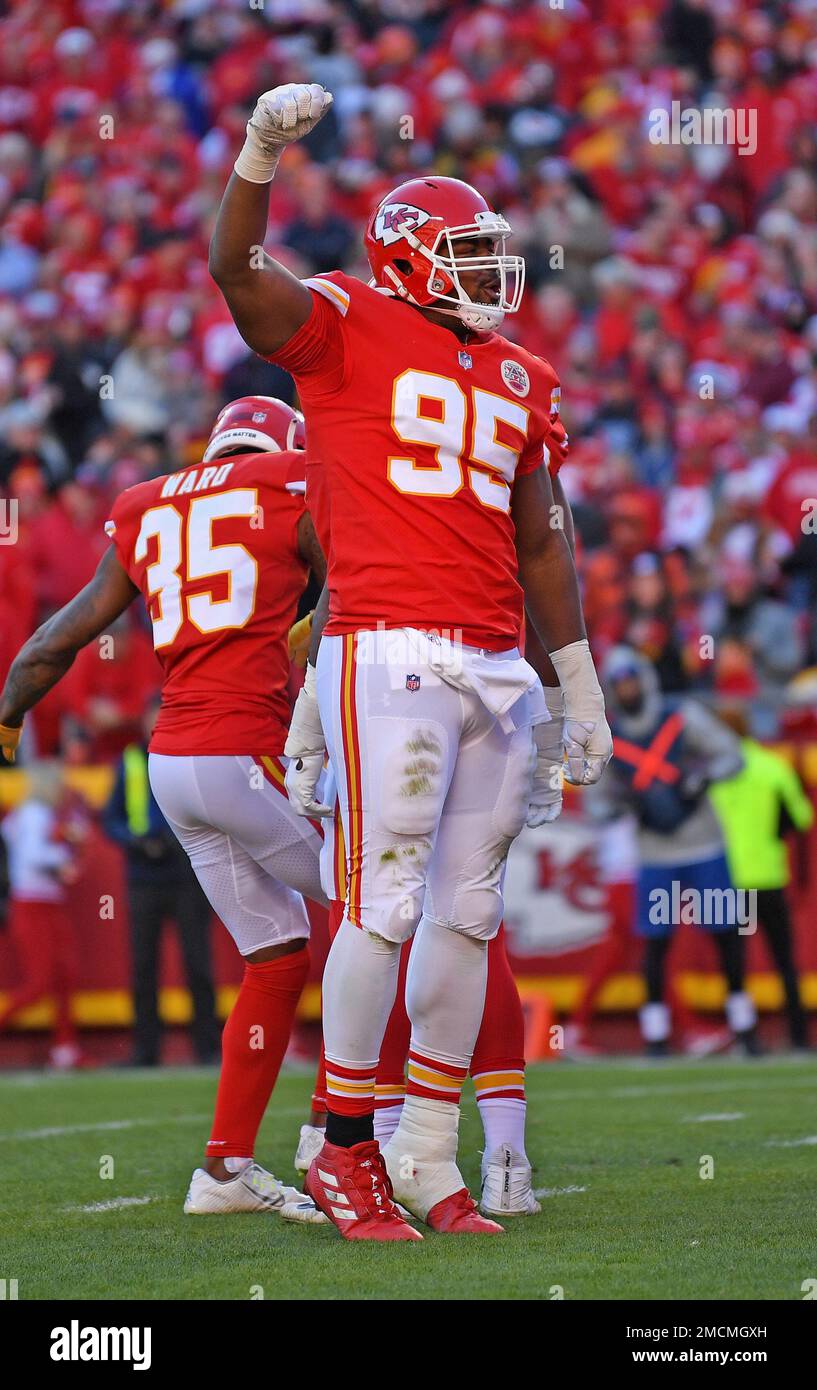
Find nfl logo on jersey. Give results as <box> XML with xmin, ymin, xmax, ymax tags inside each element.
<box><xmin>405</xmin><ymin>673</ymin><xmax>421</xmax><ymax>691</ymax></box>
<box><xmin>458</xmin><ymin>350</ymin><xmax>473</xmax><ymax>370</ymax></box>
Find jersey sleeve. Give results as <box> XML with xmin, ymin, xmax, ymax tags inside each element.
<box><xmin>519</xmin><ymin>362</ymin><xmax>563</xmax><ymax>479</ymax></box>
<box><xmin>104</xmin><ymin>488</ymin><xmax>141</xmax><ymax>582</ymax></box>
<box><xmin>517</xmin><ymin>434</ymin><xmax>546</xmax><ymax>478</ymax></box>
<box><xmin>266</xmin><ymin>273</ymin><xmax>351</xmax><ymax>401</ymax></box>
<box><xmin>274</xmin><ymin>462</ymin><xmax>308</xmax><ymax>565</ymax></box>
<box><xmin>779</xmin><ymin>759</ymin><xmax>815</xmax><ymax>833</ymax></box>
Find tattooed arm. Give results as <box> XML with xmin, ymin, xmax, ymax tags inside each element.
<box><xmin>0</xmin><ymin>548</ymin><xmax>138</xmax><ymax>758</ymax></box>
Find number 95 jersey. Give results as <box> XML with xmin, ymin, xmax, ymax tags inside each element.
<box><xmin>104</xmin><ymin>452</ymin><xmax>308</xmax><ymax>756</ymax></box>
<box><xmin>270</xmin><ymin>272</ymin><xmax>560</xmax><ymax>652</ymax></box>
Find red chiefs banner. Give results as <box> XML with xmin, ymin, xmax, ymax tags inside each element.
<box><xmin>1</xmin><ymin>762</ymin><xmax>816</xmax><ymax>1028</ymax></box>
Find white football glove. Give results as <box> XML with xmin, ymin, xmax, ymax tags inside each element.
<box><xmin>527</xmin><ymin>688</ymin><xmax>565</xmax><ymax>827</ymax></box>
<box><xmin>549</xmin><ymin>639</ymin><xmax>613</xmax><ymax>786</ymax></box>
<box><xmin>235</xmin><ymin>84</ymin><xmax>334</xmax><ymax>183</ymax></box>
<box><xmin>284</xmin><ymin>664</ymin><xmax>331</xmax><ymax>818</ymax></box>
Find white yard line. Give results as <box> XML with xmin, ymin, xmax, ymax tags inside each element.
<box><xmin>533</xmin><ymin>1184</ymin><xmax>588</xmax><ymax>1198</ymax></box>
<box><xmin>0</xmin><ymin>1114</ymin><xmax>210</xmax><ymax>1142</ymax></box>
<box><xmin>65</xmin><ymin>1196</ymin><xmax>156</xmax><ymax>1214</ymax></box>
<box><xmin>536</xmin><ymin>1075</ymin><xmax>817</xmax><ymax>1104</ymax></box>
<box><xmin>765</xmin><ymin>1135</ymin><xmax>817</xmax><ymax>1148</ymax></box>
<box><xmin>681</xmin><ymin>1112</ymin><xmax>746</xmax><ymax>1123</ymax></box>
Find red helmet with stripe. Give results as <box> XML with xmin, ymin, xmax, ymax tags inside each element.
<box><xmin>364</xmin><ymin>176</ymin><xmax>525</xmax><ymax>333</ymax></box>
<box><xmin>203</xmin><ymin>396</ymin><xmax>305</xmax><ymax>462</ymax></box>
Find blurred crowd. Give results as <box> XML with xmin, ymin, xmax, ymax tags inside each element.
<box><xmin>1</xmin><ymin>0</ymin><xmax>817</xmax><ymax>753</ymax></box>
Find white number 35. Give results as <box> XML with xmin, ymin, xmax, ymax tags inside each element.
<box><xmin>135</xmin><ymin>490</ymin><xmax>259</xmax><ymax>649</ymax></box>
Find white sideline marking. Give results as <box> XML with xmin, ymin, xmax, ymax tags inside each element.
<box><xmin>765</xmin><ymin>1135</ymin><xmax>817</xmax><ymax>1148</ymax></box>
<box><xmin>0</xmin><ymin>1113</ymin><xmax>209</xmax><ymax>1142</ymax></box>
<box><xmin>66</xmin><ymin>1196</ymin><xmax>155</xmax><ymax>1214</ymax></box>
<box><xmin>532</xmin><ymin>1184</ymin><xmax>587</xmax><ymax>1199</ymax></box>
<box><xmin>682</xmin><ymin>1112</ymin><xmax>746</xmax><ymax>1123</ymax></box>
<box><xmin>539</xmin><ymin>1075</ymin><xmax>817</xmax><ymax>1104</ymax></box>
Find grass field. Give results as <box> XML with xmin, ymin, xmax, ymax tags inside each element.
<box><xmin>2</xmin><ymin>1057</ymin><xmax>815</xmax><ymax>1301</ymax></box>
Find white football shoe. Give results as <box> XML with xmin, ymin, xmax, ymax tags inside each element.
<box><xmin>293</xmin><ymin>1123</ymin><xmax>326</xmax><ymax>1174</ymax></box>
<box><xmin>183</xmin><ymin>1162</ymin><xmax>304</xmax><ymax>1215</ymax></box>
<box><xmin>480</xmin><ymin>1144</ymin><xmax>542</xmax><ymax>1216</ymax></box>
<box><xmin>279</xmin><ymin>1194</ymin><xmax>329</xmax><ymax>1225</ymax></box>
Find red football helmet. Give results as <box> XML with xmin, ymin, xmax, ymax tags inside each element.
<box><xmin>364</xmin><ymin>176</ymin><xmax>525</xmax><ymax>332</ymax></box>
<box><xmin>203</xmin><ymin>395</ymin><xmax>305</xmax><ymax>462</ymax></box>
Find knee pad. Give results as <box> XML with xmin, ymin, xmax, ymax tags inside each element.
<box><xmin>447</xmin><ymin>878</ymin><xmax>505</xmax><ymax>941</ymax></box>
<box><xmin>366</xmin><ymin>837</ymin><xmax>433</xmax><ymax>943</ymax></box>
<box><xmin>491</xmin><ymin>725</ymin><xmax>536</xmax><ymax>842</ymax></box>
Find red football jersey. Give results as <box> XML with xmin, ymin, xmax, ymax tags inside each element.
<box><xmin>105</xmin><ymin>452</ymin><xmax>308</xmax><ymax>756</ymax></box>
<box><xmin>271</xmin><ymin>273</ymin><xmax>560</xmax><ymax>651</ymax></box>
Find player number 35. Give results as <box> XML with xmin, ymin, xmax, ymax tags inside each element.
<box><xmin>388</xmin><ymin>369</ymin><xmax>530</xmax><ymax>512</ymax></box>
<box><xmin>135</xmin><ymin>490</ymin><xmax>259</xmax><ymax>648</ymax></box>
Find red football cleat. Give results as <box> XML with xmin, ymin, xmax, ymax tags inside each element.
<box><xmin>426</xmin><ymin>1188</ymin><xmax>505</xmax><ymax>1234</ymax></box>
<box><xmin>306</xmin><ymin>1140</ymin><xmax>423</xmax><ymax>1241</ymax></box>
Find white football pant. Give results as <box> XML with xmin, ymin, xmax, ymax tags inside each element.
<box><xmin>149</xmin><ymin>753</ymin><xmax>326</xmax><ymax>956</ymax></box>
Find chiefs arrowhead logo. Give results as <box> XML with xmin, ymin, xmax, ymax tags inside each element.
<box><xmin>373</xmin><ymin>202</ymin><xmax>431</xmax><ymax>247</ymax></box>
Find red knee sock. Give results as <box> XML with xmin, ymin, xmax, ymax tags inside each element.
<box><xmin>311</xmin><ymin>899</ymin><xmax>346</xmax><ymax>1113</ymax></box>
<box><xmin>206</xmin><ymin>946</ymin><xmax>309</xmax><ymax>1159</ymax></box>
<box><xmin>470</xmin><ymin>924</ymin><xmax>525</xmax><ymax>1103</ymax></box>
<box><xmin>374</xmin><ymin>939</ymin><xmax>411</xmax><ymax>1121</ymax></box>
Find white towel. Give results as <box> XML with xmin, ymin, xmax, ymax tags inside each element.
<box><xmin>393</xmin><ymin>628</ymin><xmax>548</xmax><ymax>732</ymax></box>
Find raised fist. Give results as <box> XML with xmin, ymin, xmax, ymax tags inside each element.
<box><xmin>248</xmin><ymin>83</ymin><xmax>334</xmax><ymax>153</ymax></box>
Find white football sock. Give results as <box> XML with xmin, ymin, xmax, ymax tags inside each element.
<box><xmin>374</xmin><ymin>1103</ymin><xmax>404</xmax><ymax>1148</ymax></box>
<box><xmin>639</xmin><ymin>1001</ymin><xmax>671</xmax><ymax>1042</ymax></box>
<box><xmin>382</xmin><ymin>1094</ymin><xmax>462</xmax><ymax>1219</ymax></box>
<box><xmin>478</xmin><ymin>1096</ymin><xmax>527</xmax><ymax>1159</ymax></box>
<box><xmin>405</xmin><ymin>915</ymin><xmax>488</xmax><ymax>1065</ymax></box>
<box><xmin>726</xmin><ymin>990</ymin><xmax>757</xmax><ymax>1033</ymax></box>
<box><xmin>223</xmin><ymin>1157</ymin><xmax>252</xmax><ymax>1174</ymax></box>
<box><xmin>321</xmin><ymin>916</ymin><xmax>402</xmax><ymax>1068</ymax></box>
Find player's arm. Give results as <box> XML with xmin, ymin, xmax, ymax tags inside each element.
<box><xmin>678</xmin><ymin>701</ymin><xmax>744</xmax><ymax>791</ymax></box>
<box><xmin>284</xmin><ymin>583</ymin><xmax>331</xmax><ymax>818</ymax></box>
<box><xmin>552</xmin><ymin>472</ymin><xmax>575</xmax><ymax>554</ymax></box>
<box><xmin>296</xmin><ymin>510</ymin><xmax>326</xmax><ymax>588</ymax></box>
<box><xmin>524</xmin><ymin>472</ymin><xmax>575</xmax><ymax>684</ymax></box>
<box><xmin>288</xmin><ymin>515</ymin><xmax>327</xmax><ymax>665</ymax></box>
<box><xmin>0</xmin><ymin>547</ymin><xmax>138</xmax><ymax>760</ymax></box>
<box><xmin>209</xmin><ymin>85</ymin><xmax>334</xmax><ymax>358</ymax></box>
<box><xmin>513</xmin><ymin>466</ymin><xmax>611</xmax><ymax>785</ymax></box>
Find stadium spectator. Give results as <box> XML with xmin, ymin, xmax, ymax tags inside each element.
<box><xmin>0</xmin><ymin>0</ymin><xmax>816</xmax><ymax>1061</ymax></box>
<box><xmin>0</xmin><ymin>761</ymin><xmax>89</xmax><ymax>1068</ymax></box>
<box><xmin>102</xmin><ymin>705</ymin><xmax>220</xmax><ymax>1068</ymax></box>
<box><xmin>0</xmin><ymin>1</ymin><xmax>813</xmax><ymax>742</ymax></box>
<box><xmin>595</xmin><ymin>646</ymin><xmax>759</xmax><ymax>1057</ymax></box>
<box><xmin>711</xmin><ymin>707</ymin><xmax>815</xmax><ymax>1050</ymax></box>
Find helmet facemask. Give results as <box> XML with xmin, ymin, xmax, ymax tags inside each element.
<box><xmin>391</xmin><ymin>210</ymin><xmax>525</xmax><ymax>332</ymax></box>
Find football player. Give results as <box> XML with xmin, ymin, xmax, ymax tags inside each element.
<box><xmin>0</xmin><ymin>396</ymin><xmax>328</xmax><ymax>1222</ymax></box>
<box><xmin>293</xmin><ymin>420</ymin><xmax>574</xmax><ymax>1220</ymax></box>
<box><xmin>211</xmin><ymin>84</ymin><xmax>611</xmax><ymax>1240</ymax></box>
